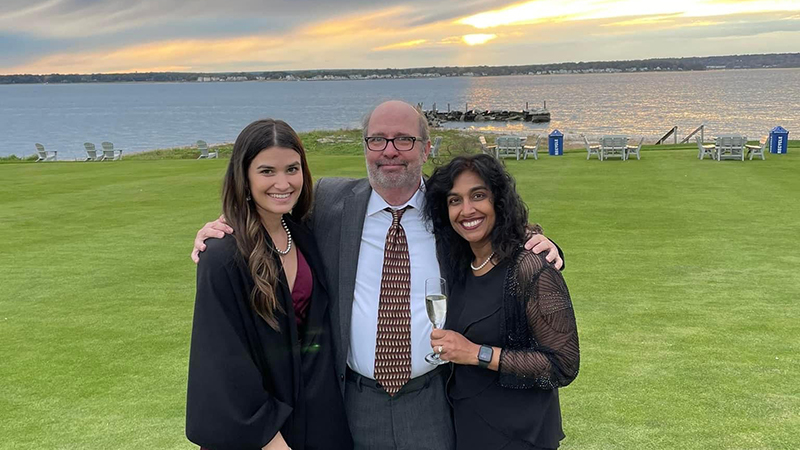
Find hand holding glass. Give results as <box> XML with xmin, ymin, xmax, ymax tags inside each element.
<box><xmin>425</xmin><ymin>277</ymin><xmax>448</xmax><ymax>365</ymax></box>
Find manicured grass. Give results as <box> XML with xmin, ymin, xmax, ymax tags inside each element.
<box><xmin>1</xmin><ymin>142</ymin><xmax>798</xmax><ymax>449</ymax></box>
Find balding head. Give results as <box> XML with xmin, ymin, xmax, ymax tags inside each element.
<box><xmin>362</xmin><ymin>100</ymin><xmax>430</xmax><ymax>145</ymax></box>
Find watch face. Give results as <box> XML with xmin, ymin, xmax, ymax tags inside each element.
<box><xmin>479</xmin><ymin>346</ymin><xmax>492</xmax><ymax>362</ymax></box>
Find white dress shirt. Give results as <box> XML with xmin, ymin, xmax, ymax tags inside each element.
<box><xmin>347</xmin><ymin>182</ymin><xmax>442</xmax><ymax>379</ymax></box>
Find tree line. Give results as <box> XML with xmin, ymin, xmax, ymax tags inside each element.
<box><xmin>2</xmin><ymin>53</ymin><xmax>798</xmax><ymax>84</ymax></box>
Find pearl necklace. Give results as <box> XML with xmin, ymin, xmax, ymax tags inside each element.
<box><xmin>470</xmin><ymin>252</ymin><xmax>495</xmax><ymax>271</ymax></box>
<box><xmin>275</xmin><ymin>217</ymin><xmax>293</xmax><ymax>256</ymax></box>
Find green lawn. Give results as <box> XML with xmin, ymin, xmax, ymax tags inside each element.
<box><xmin>1</xmin><ymin>142</ymin><xmax>798</xmax><ymax>449</ymax></box>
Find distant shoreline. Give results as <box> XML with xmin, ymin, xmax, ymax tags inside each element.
<box><xmin>2</xmin><ymin>52</ymin><xmax>798</xmax><ymax>85</ymax></box>
<box><xmin>2</xmin><ymin>67</ymin><xmax>798</xmax><ymax>87</ymax></box>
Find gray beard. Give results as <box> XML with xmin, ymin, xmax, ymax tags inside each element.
<box><xmin>366</xmin><ymin>159</ymin><xmax>423</xmax><ymax>191</ymax></box>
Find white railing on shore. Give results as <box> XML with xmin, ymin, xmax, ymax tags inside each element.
<box><xmin>681</xmin><ymin>124</ymin><xmax>705</xmax><ymax>144</ymax></box>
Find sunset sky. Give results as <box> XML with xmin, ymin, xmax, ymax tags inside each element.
<box><xmin>2</xmin><ymin>0</ymin><xmax>799</xmax><ymax>74</ymax></box>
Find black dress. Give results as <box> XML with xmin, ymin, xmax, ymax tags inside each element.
<box><xmin>446</xmin><ymin>250</ymin><xmax>579</xmax><ymax>450</ymax></box>
<box><xmin>186</xmin><ymin>218</ymin><xmax>352</xmax><ymax>450</ymax></box>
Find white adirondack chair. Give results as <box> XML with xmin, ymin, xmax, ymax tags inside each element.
<box><xmin>35</xmin><ymin>143</ymin><xmax>57</xmax><ymax>162</ymax></box>
<box><xmin>83</xmin><ymin>143</ymin><xmax>99</xmax><ymax>161</ymax></box>
<box><xmin>100</xmin><ymin>142</ymin><xmax>123</xmax><ymax>161</ymax></box>
<box><xmin>479</xmin><ymin>136</ymin><xmax>497</xmax><ymax>157</ymax></box>
<box><xmin>697</xmin><ymin>136</ymin><xmax>716</xmax><ymax>160</ymax></box>
<box><xmin>745</xmin><ymin>135</ymin><xmax>769</xmax><ymax>160</ymax></box>
<box><xmin>625</xmin><ymin>137</ymin><xmax>644</xmax><ymax>160</ymax></box>
<box><xmin>197</xmin><ymin>140</ymin><xmax>218</xmax><ymax>159</ymax></box>
<box><xmin>582</xmin><ymin>135</ymin><xmax>600</xmax><ymax>160</ymax></box>
<box><xmin>522</xmin><ymin>136</ymin><xmax>539</xmax><ymax>160</ymax></box>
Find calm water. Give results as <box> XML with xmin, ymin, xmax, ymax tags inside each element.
<box><xmin>2</xmin><ymin>68</ymin><xmax>798</xmax><ymax>159</ymax></box>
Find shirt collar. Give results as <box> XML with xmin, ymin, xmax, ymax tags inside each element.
<box><xmin>367</xmin><ymin>177</ymin><xmax>426</xmax><ymax>216</ymax></box>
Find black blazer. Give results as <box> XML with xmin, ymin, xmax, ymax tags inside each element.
<box><xmin>186</xmin><ymin>217</ymin><xmax>351</xmax><ymax>450</ymax></box>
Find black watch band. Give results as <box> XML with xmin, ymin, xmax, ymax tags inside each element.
<box><xmin>477</xmin><ymin>345</ymin><xmax>493</xmax><ymax>369</ymax></box>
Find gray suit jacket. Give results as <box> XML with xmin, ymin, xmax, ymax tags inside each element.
<box><xmin>309</xmin><ymin>177</ymin><xmax>373</xmax><ymax>395</ymax></box>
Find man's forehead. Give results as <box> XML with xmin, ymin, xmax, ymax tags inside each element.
<box><xmin>367</xmin><ymin>107</ymin><xmax>419</xmax><ymax>135</ymax></box>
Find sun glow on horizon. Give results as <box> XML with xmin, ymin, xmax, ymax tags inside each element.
<box><xmin>462</xmin><ymin>34</ymin><xmax>498</xmax><ymax>45</ymax></box>
<box><xmin>373</xmin><ymin>39</ymin><xmax>428</xmax><ymax>51</ymax></box>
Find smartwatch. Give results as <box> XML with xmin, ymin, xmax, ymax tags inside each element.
<box><xmin>477</xmin><ymin>345</ymin><xmax>493</xmax><ymax>369</ymax></box>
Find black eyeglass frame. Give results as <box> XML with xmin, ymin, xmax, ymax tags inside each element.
<box><xmin>364</xmin><ymin>136</ymin><xmax>422</xmax><ymax>152</ymax></box>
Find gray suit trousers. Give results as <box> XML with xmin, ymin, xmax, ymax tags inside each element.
<box><xmin>345</xmin><ymin>368</ymin><xmax>455</xmax><ymax>450</ymax></box>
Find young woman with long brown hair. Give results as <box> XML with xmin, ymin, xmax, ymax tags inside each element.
<box><xmin>186</xmin><ymin>119</ymin><xmax>352</xmax><ymax>450</ymax></box>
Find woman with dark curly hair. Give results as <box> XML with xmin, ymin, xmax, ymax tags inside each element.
<box><xmin>423</xmin><ymin>153</ymin><xmax>580</xmax><ymax>450</ymax></box>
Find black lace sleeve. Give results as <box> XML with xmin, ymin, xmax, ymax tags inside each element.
<box><xmin>498</xmin><ymin>253</ymin><xmax>579</xmax><ymax>389</ymax></box>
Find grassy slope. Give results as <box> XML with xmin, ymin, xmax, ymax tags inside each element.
<box><xmin>1</xmin><ymin>143</ymin><xmax>798</xmax><ymax>449</ymax></box>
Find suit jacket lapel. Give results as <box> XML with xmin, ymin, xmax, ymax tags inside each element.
<box><xmin>337</xmin><ymin>179</ymin><xmax>371</xmax><ymax>357</ymax></box>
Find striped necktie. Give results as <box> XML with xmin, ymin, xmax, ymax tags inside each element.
<box><xmin>374</xmin><ymin>206</ymin><xmax>412</xmax><ymax>396</ymax></box>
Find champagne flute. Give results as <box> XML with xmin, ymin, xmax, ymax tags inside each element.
<box><xmin>425</xmin><ymin>277</ymin><xmax>448</xmax><ymax>365</ymax></box>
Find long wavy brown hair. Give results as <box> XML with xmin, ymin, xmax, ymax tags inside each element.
<box><xmin>221</xmin><ymin>119</ymin><xmax>314</xmax><ymax>330</ymax></box>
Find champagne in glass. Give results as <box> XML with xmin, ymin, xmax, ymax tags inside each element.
<box><xmin>425</xmin><ymin>277</ymin><xmax>448</xmax><ymax>365</ymax></box>
<box><xmin>425</xmin><ymin>293</ymin><xmax>447</xmax><ymax>329</ymax></box>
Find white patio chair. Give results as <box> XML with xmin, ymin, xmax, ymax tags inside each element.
<box><xmin>716</xmin><ymin>135</ymin><xmax>746</xmax><ymax>162</ymax></box>
<box><xmin>496</xmin><ymin>136</ymin><xmax>523</xmax><ymax>160</ymax></box>
<box><xmin>100</xmin><ymin>142</ymin><xmax>123</xmax><ymax>161</ymax></box>
<box><xmin>522</xmin><ymin>136</ymin><xmax>539</xmax><ymax>160</ymax></box>
<box><xmin>196</xmin><ymin>140</ymin><xmax>218</xmax><ymax>159</ymax></box>
<box><xmin>83</xmin><ymin>143</ymin><xmax>99</xmax><ymax>161</ymax></box>
<box><xmin>478</xmin><ymin>136</ymin><xmax>497</xmax><ymax>157</ymax></box>
<box><xmin>730</xmin><ymin>135</ymin><xmax>746</xmax><ymax>161</ymax></box>
<box><xmin>745</xmin><ymin>135</ymin><xmax>769</xmax><ymax>160</ymax></box>
<box><xmin>582</xmin><ymin>135</ymin><xmax>600</xmax><ymax>160</ymax></box>
<box><xmin>34</xmin><ymin>143</ymin><xmax>57</xmax><ymax>162</ymax></box>
<box><xmin>696</xmin><ymin>136</ymin><xmax>716</xmax><ymax>160</ymax></box>
<box><xmin>715</xmin><ymin>136</ymin><xmax>733</xmax><ymax>161</ymax></box>
<box><xmin>430</xmin><ymin>136</ymin><xmax>442</xmax><ymax>158</ymax></box>
<box><xmin>625</xmin><ymin>137</ymin><xmax>644</xmax><ymax>160</ymax></box>
<box><xmin>600</xmin><ymin>136</ymin><xmax>627</xmax><ymax>161</ymax></box>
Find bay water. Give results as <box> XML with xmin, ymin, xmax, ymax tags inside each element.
<box><xmin>2</xmin><ymin>68</ymin><xmax>798</xmax><ymax>160</ymax></box>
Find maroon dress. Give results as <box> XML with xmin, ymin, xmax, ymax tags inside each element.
<box><xmin>291</xmin><ymin>249</ymin><xmax>313</xmax><ymax>328</ymax></box>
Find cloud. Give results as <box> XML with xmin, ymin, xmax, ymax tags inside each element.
<box><xmin>1</xmin><ymin>0</ymin><xmax>799</xmax><ymax>74</ymax></box>
<box><xmin>0</xmin><ymin>0</ymin><xmax>518</xmax><ymax>39</ymax></box>
<box><xmin>0</xmin><ymin>0</ymin><xmax>372</xmax><ymax>38</ymax></box>
<box><xmin>373</xmin><ymin>39</ymin><xmax>429</xmax><ymax>51</ymax></box>
<box><xmin>457</xmin><ymin>0</ymin><xmax>800</xmax><ymax>29</ymax></box>
<box><xmin>3</xmin><ymin>35</ymin><xmax>288</xmax><ymax>74</ymax></box>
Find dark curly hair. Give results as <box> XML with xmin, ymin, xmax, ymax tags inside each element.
<box><xmin>423</xmin><ymin>154</ymin><xmax>529</xmax><ymax>288</ymax></box>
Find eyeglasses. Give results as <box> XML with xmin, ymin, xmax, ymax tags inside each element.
<box><xmin>365</xmin><ymin>136</ymin><xmax>420</xmax><ymax>152</ymax></box>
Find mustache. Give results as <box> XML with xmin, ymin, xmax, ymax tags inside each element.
<box><xmin>375</xmin><ymin>159</ymin><xmax>409</xmax><ymax>167</ymax></box>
